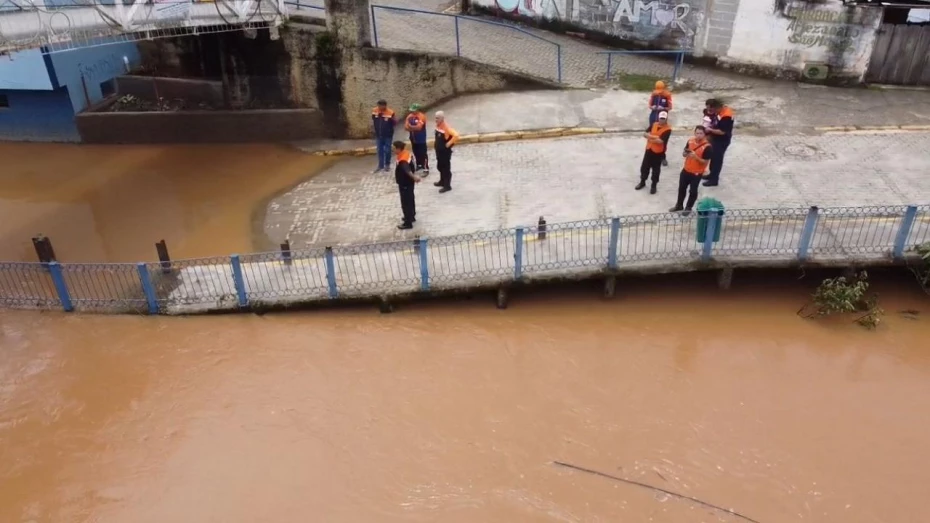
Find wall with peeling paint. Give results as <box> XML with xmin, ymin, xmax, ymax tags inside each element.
<box><xmin>471</xmin><ymin>0</ymin><xmax>708</xmax><ymax>49</ymax></box>
<box><xmin>719</xmin><ymin>0</ymin><xmax>881</xmax><ymax>81</ymax></box>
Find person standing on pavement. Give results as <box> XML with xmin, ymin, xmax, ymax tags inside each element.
<box><xmin>372</xmin><ymin>99</ymin><xmax>397</xmax><ymax>173</ymax></box>
<box><xmin>393</xmin><ymin>141</ymin><xmax>421</xmax><ymax>230</ymax></box>
<box><xmin>404</xmin><ymin>103</ymin><xmax>430</xmax><ymax>175</ymax></box>
<box><xmin>648</xmin><ymin>80</ymin><xmax>673</xmax><ymax>125</ymax></box>
<box><xmin>702</xmin><ymin>98</ymin><xmax>734</xmax><ymax>187</ymax></box>
<box><xmin>669</xmin><ymin>126</ymin><xmax>713</xmax><ymax>215</ymax></box>
<box><xmin>636</xmin><ymin>110</ymin><xmax>671</xmax><ymax>194</ymax></box>
<box><xmin>433</xmin><ymin>111</ymin><xmax>459</xmax><ymax>193</ymax></box>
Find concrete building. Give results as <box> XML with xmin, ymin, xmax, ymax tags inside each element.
<box><xmin>467</xmin><ymin>0</ymin><xmax>930</xmax><ymax>85</ymax></box>
<box><xmin>0</xmin><ymin>42</ymin><xmax>141</xmax><ymax>141</ymax></box>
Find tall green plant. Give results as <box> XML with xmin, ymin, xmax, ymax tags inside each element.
<box><xmin>808</xmin><ymin>271</ymin><xmax>883</xmax><ymax>329</ymax></box>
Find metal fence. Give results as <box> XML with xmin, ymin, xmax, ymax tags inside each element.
<box><xmin>2</xmin><ymin>204</ymin><xmax>929</xmax><ymax>315</ymax></box>
<box><xmin>371</xmin><ymin>5</ymin><xmax>563</xmax><ymax>83</ymax></box>
<box><xmin>599</xmin><ymin>50</ymin><xmax>686</xmax><ymax>84</ymax></box>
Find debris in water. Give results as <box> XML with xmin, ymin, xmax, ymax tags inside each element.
<box><xmin>552</xmin><ymin>461</ymin><xmax>762</xmax><ymax>523</ymax></box>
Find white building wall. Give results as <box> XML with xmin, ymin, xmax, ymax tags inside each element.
<box><xmin>721</xmin><ymin>0</ymin><xmax>881</xmax><ymax>80</ymax></box>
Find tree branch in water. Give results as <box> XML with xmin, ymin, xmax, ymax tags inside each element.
<box><xmin>551</xmin><ymin>461</ymin><xmax>761</xmax><ymax>523</ymax></box>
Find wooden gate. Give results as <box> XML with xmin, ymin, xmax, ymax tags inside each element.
<box><xmin>866</xmin><ymin>24</ymin><xmax>930</xmax><ymax>85</ymax></box>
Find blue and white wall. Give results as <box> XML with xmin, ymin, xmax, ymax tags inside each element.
<box><xmin>0</xmin><ymin>42</ymin><xmax>141</xmax><ymax>142</ymax></box>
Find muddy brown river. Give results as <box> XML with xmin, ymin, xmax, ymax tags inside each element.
<box><xmin>0</xmin><ymin>142</ymin><xmax>332</xmax><ymax>263</ymax></box>
<box><xmin>2</xmin><ymin>275</ymin><xmax>929</xmax><ymax>523</ymax></box>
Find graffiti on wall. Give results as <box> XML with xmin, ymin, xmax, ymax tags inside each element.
<box><xmin>490</xmin><ymin>0</ymin><xmax>699</xmax><ymax>46</ymax></box>
<box><xmin>78</xmin><ymin>54</ymin><xmax>125</xmax><ymax>82</ymax></box>
<box><xmin>781</xmin><ymin>1</ymin><xmax>870</xmax><ymax>54</ymax></box>
<box><xmin>493</xmin><ymin>0</ymin><xmax>566</xmax><ymax>19</ymax></box>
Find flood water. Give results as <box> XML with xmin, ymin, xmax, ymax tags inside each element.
<box><xmin>0</xmin><ymin>143</ymin><xmax>332</xmax><ymax>263</ymax></box>
<box><xmin>2</xmin><ymin>274</ymin><xmax>929</xmax><ymax>522</ymax></box>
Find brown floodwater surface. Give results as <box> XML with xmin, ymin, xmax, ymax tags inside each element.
<box><xmin>0</xmin><ymin>142</ymin><xmax>332</xmax><ymax>263</ymax></box>
<box><xmin>2</xmin><ymin>279</ymin><xmax>930</xmax><ymax>522</ymax></box>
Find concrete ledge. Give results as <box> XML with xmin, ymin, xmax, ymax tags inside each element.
<box><xmin>307</xmin><ymin>122</ymin><xmax>927</xmax><ymax>156</ymax></box>
<box><xmin>816</xmin><ymin>124</ymin><xmax>930</xmax><ymax>133</ymax></box>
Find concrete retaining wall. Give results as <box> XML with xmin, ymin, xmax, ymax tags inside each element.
<box><xmin>466</xmin><ymin>0</ymin><xmax>708</xmax><ymax>50</ymax></box>
<box><xmin>464</xmin><ymin>0</ymin><xmax>883</xmax><ymax>83</ymax></box>
<box><xmin>718</xmin><ymin>0</ymin><xmax>882</xmax><ymax>83</ymax></box>
<box><xmin>115</xmin><ymin>75</ymin><xmax>224</xmax><ymax>106</ymax></box>
<box><xmin>76</xmin><ymin>107</ymin><xmax>325</xmax><ymax>144</ymax></box>
<box><xmin>339</xmin><ymin>47</ymin><xmax>559</xmax><ymax>138</ymax></box>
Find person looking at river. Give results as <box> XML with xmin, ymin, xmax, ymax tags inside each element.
<box><xmin>393</xmin><ymin>141</ymin><xmax>421</xmax><ymax>230</ymax></box>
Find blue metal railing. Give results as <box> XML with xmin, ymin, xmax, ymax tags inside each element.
<box><xmin>369</xmin><ymin>5</ymin><xmax>562</xmax><ymax>84</ymax></box>
<box><xmin>597</xmin><ymin>50</ymin><xmax>687</xmax><ymax>83</ymax></box>
<box><xmin>1</xmin><ymin>204</ymin><xmax>928</xmax><ymax>315</ymax></box>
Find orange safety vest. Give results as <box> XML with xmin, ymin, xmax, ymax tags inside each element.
<box><xmin>683</xmin><ymin>138</ymin><xmax>711</xmax><ymax>175</ymax></box>
<box><xmin>718</xmin><ymin>106</ymin><xmax>734</xmax><ymax>120</ymax></box>
<box><xmin>646</xmin><ymin>122</ymin><xmax>671</xmax><ymax>154</ymax></box>
<box><xmin>395</xmin><ymin>149</ymin><xmax>412</xmax><ymax>164</ymax></box>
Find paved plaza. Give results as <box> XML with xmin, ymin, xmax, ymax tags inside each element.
<box><xmin>267</xmin><ymin>131</ymin><xmax>930</xmax><ymax>248</ymax></box>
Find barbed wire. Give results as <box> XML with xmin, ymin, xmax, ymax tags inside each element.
<box><xmin>0</xmin><ymin>0</ymin><xmax>283</xmax><ymax>54</ymax></box>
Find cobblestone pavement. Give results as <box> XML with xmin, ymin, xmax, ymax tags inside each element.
<box><xmin>266</xmin><ymin>131</ymin><xmax>930</xmax><ymax>249</ymax></box>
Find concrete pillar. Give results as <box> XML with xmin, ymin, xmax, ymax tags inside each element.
<box><xmin>496</xmin><ymin>286</ymin><xmax>509</xmax><ymax>309</ymax></box>
<box><xmin>378</xmin><ymin>296</ymin><xmax>394</xmax><ymax>313</ymax></box>
<box><xmin>323</xmin><ymin>0</ymin><xmax>372</xmax><ymax>47</ymax></box>
<box><xmin>604</xmin><ymin>275</ymin><xmax>617</xmax><ymax>298</ymax></box>
<box><xmin>717</xmin><ymin>267</ymin><xmax>734</xmax><ymax>290</ymax></box>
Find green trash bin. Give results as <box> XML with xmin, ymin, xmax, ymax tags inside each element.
<box><xmin>695</xmin><ymin>197</ymin><xmax>724</xmax><ymax>243</ymax></box>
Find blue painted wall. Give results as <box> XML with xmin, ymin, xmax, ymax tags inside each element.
<box><xmin>0</xmin><ymin>88</ymin><xmax>80</xmax><ymax>142</ymax></box>
<box><xmin>48</xmin><ymin>42</ymin><xmax>141</xmax><ymax>112</ymax></box>
<box><xmin>0</xmin><ymin>49</ymin><xmax>53</xmax><ymax>90</ymax></box>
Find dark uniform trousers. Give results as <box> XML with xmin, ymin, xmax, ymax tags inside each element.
<box><xmin>398</xmin><ymin>184</ymin><xmax>416</xmax><ymax>225</ymax></box>
<box><xmin>436</xmin><ymin>148</ymin><xmax>453</xmax><ymax>189</ymax></box>
<box><xmin>706</xmin><ymin>140</ymin><xmax>730</xmax><ymax>184</ymax></box>
<box><xmin>411</xmin><ymin>142</ymin><xmax>429</xmax><ymax>171</ymax></box>
<box><xmin>675</xmin><ymin>171</ymin><xmax>702</xmax><ymax>210</ymax></box>
<box><xmin>640</xmin><ymin>150</ymin><xmax>664</xmax><ymax>186</ymax></box>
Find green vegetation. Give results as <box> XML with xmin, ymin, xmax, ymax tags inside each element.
<box><xmin>606</xmin><ymin>73</ymin><xmax>692</xmax><ymax>92</ymax></box>
<box><xmin>804</xmin><ymin>271</ymin><xmax>883</xmax><ymax>329</ymax></box>
<box><xmin>612</xmin><ymin>73</ymin><xmax>663</xmax><ymax>91</ymax></box>
<box><xmin>915</xmin><ymin>242</ymin><xmax>930</xmax><ymax>289</ymax></box>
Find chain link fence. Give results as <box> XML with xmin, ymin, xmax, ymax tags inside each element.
<box><xmin>1</xmin><ymin>204</ymin><xmax>929</xmax><ymax>315</ymax></box>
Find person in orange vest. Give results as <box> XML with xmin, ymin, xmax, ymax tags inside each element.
<box><xmin>648</xmin><ymin>80</ymin><xmax>673</xmax><ymax>126</ymax></box>
<box><xmin>702</xmin><ymin>98</ymin><xmax>734</xmax><ymax>187</ymax></box>
<box><xmin>392</xmin><ymin>140</ymin><xmax>421</xmax><ymax>230</ymax></box>
<box><xmin>432</xmin><ymin>111</ymin><xmax>459</xmax><ymax>193</ymax></box>
<box><xmin>371</xmin><ymin>99</ymin><xmax>397</xmax><ymax>173</ymax></box>
<box><xmin>404</xmin><ymin>103</ymin><xmax>429</xmax><ymax>174</ymax></box>
<box><xmin>669</xmin><ymin>126</ymin><xmax>714</xmax><ymax>215</ymax></box>
<box><xmin>636</xmin><ymin>110</ymin><xmax>672</xmax><ymax>194</ymax></box>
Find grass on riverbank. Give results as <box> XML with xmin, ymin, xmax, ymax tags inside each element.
<box><xmin>605</xmin><ymin>73</ymin><xmax>692</xmax><ymax>92</ymax></box>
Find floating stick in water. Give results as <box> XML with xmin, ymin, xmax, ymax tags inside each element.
<box><xmin>551</xmin><ymin>461</ymin><xmax>761</xmax><ymax>523</ymax></box>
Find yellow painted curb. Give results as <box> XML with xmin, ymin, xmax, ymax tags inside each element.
<box><xmin>562</xmin><ymin>127</ymin><xmax>606</xmax><ymax>136</ymax></box>
<box><xmin>814</xmin><ymin>126</ymin><xmax>855</xmax><ymax>132</ymax></box>
<box><xmin>306</xmin><ymin>122</ymin><xmax>930</xmax><ymax>156</ymax></box>
<box><xmin>520</xmin><ymin>128</ymin><xmax>568</xmax><ymax>140</ymax></box>
<box><xmin>477</xmin><ymin>131</ymin><xmax>522</xmax><ymax>143</ymax></box>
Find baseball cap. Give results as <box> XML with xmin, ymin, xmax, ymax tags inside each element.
<box><xmin>409</xmin><ymin>103</ymin><xmax>421</xmax><ymax>111</ymax></box>
<box><xmin>658</xmin><ymin>110</ymin><xmax>669</xmax><ymax>119</ymax></box>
